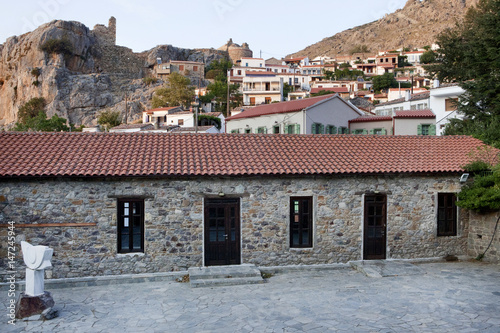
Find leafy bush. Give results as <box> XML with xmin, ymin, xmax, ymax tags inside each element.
<box><xmin>39</xmin><ymin>37</ymin><xmax>73</xmax><ymax>56</ymax></box>
<box><xmin>97</xmin><ymin>109</ymin><xmax>121</xmax><ymax>131</ymax></box>
<box><xmin>18</xmin><ymin>97</ymin><xmax>46</xmax><ymax>124</ymax></box>
<box><xmin>143</xmin><ymin>76</ymin><xmax>158</xmax><ymax>85</ymax></box>
<box><xmin>13</xmin><ymin>111</ymin><xmax>69</xmax><ymax>132</ymax></box>
<box><xmin>31</xmin><ymin>67</ymin><xmax>41</xmax><ymax>78</ymax></box>
<box><xmin>197</xmin><ymin>114</ymin><xmax>221</xmax><ymax>130</ymax></box>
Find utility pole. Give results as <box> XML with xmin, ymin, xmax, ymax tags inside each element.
<box><xmin>124</xmin><ymin>91</ymin><xmax>128</xmax><ymax>124</ymax></box>
<box><xmin>226</xmin><ymin>69</ymin><xmax>230</xmax><ymax>117</ymax></box>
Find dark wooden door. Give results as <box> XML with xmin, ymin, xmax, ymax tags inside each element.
<box><xmin>364</xmin><ymin>194</ymin><xmax>387</xmax><ymax>260</ymax></box>
<box><xmin>204</xmin><ymin>198</ymin><xmax>240</xmax><ymax>266</ymax></box>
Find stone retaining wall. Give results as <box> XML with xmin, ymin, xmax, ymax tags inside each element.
<box><xmin>468</xmin><ymin>211</ymin><xmax>500</xmax><ymax>262</ymax></box>
<box><xmin>0</xmin><ymin>174</ymin><xmax>469</xmax><ymax>281</ymax></box>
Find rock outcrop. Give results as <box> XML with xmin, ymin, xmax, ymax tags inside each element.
<box><xmin>0</xmin><ymin>17</ymin><xmax>228</xmax><ymax>128</ymax></box>
<box><xmin>289</xmin><ymin>0</ymin><xmax>479</xmax><ymax>59</ymax></box>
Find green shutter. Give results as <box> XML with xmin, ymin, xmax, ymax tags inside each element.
<box><xmin>362</xmin><ymin>129</ymin><xmax>368</xmax><ymax>135</ymax></box>
<box><xmin>429</xmin><ymin>124</ymin><xmax>436</xmax><ymax>135</ymax></box>
<box><xmin>319</xmin><ymin>124</ymin><xmax>325</xmax><ymax>134</ymax></box>
<box><xmin>311</xmin><ymin>123</ymin><xmax>317</xmax><ymax>134</ymax></box>
<box><xmin>255</xmin><ymin>128</ymin><xmax>259</xmax><ymax>134</ymax></box>
<box><xmin>369</xmin><ymin>129</ymin><xmax>375</xmax><ymax>135</ymax></box>
<box><xmin>417</xmin><ymin>124</ymin><xmax>422</xmax><ymax>135</ymax></box>
<box><xmin>381</xmin><ymin>129</ymin><xmax>387</xmax><ymax>135</ymax></box>
<box><xmin>295</xmin><ymin>124</ymin><xmax>300</xmax><ymax>134</ymax></box>
<box><xmin>284</xmin><ymin>125</ymin><xmax>289</xmax><ymax>134</ymax></box>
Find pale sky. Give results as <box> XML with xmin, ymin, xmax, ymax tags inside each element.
<box><xmin>0</xmin><ymin>0</ymin><xmax>407</xmax><ymax>58</ymax></box>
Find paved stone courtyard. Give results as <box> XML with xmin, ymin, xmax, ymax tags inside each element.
<box><xmin>1</xmin><ymin>261</ymin><xmax>500</xmax><ymax>332</ymax></box>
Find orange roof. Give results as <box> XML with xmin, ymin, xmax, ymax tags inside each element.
<box><xmin>349</xmin><ymin>116</ymin><xmax>392</xmax><ymax>123</ymax></box>
<box><xmin>226</xmin><ymin>95</ymin><xmax>335</xmax><ymax>120</ymax></box>
<box><xmin>394</xmin><ymin>110</ymin><xmax>435</xmax><ymax>118</ymax></box>
<box><xmin>310</xmin><ymin>87</ymin><xmax>349</xmax><ymax>94</ymax></box>
<box><xmin>0</xmin><ymin>133</ymin><xmax>492</xmax><ymax>177</ymax></box>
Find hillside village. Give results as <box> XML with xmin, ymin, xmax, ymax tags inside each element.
<box><xmin>107</xmin><ymin>41</ymin><xmax>461</xmax><ymax>138</ymax></box>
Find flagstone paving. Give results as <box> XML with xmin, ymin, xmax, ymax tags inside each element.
<box><xmin>1</xmin><ymin>261</ymin><xmax>500</xmax><ymax>332</ymax></box>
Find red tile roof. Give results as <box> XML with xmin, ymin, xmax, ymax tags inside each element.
<box><xmin>0</xmin><ymin>133</ymin><xmax>493</xmax><ymax>178</ymax></box>
<box><xmin>310</xmin><ymin>87</ymin><xmax>349</xmax><ymax>94</ymax></box>
<box><xmin>394</xmin><ymin>110</ymin><xmax>435</xmax><ymax>118</ymax></box>
<box><xmin>349</xmin><ymin>116</ymin><xmax>392</xmax><ymax>123</ymax></box>
<box><xmin>226</xmin><ymin>95</ymin><xmax>336</xmax><ymax>120</ymax></box>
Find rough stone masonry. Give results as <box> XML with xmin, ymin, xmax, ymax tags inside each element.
<box><xmin>0</xmin><ymin>173</ymin><xmax>472</xmax><ymax>282</ymax></box>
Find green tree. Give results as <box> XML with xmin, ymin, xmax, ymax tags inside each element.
<box><xmin>204</xmin><ymin>58</ymin><xmax>242</xmax><ymax>115</ymax></box>
<box><xmin>97</xmin><ymin>109</ymin><xmax>121</xmax><ymax>131</ymax></box>
<box><xmin>282</xmin><ymin>83</ymin><xmax>292</xmax><ymax>100</ymax></box>
<box><xmin>426</xmin><ymin>0</ymin><xmax>500</xmax><ymax>147</ymax></box>
<box><xmin>18</xmin><ymin>97</ymin><xmax>46</xmax><ymax>124</ymax></box>
<box><xmin>420</xmin><ymin>50</ymin><xmax>437</xmax><ymax>64</ymax></box>
<box><xmin>372</xmin><ymin>73</ymin><xmax>397</xmax><ymax>92</ymax></box>
<box><xmin>152</xmin><ymin>72</ymin><xmax>195</xmax><ymax>109</ymax></box>
<box><xmin>13</xmin><ymin>97</ymin><xmax>70</xmax><ymax>132</ymax></box>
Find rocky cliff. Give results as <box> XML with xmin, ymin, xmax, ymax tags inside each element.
<box><xmin>0</xmin><ymin>17</ymin><xmax>227</xmax><ymax>128</ymax></box>
<box><xmin>289</xmin><ymin>0</ymin><xmax>479</xmax><ymax>59</ymax></box>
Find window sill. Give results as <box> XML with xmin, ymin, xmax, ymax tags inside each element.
<box><xmin>117</xmin><ymin>252</ymin><xmax>145</xmax><ymax>257</ymax></box>
<box><xmin>289</xmin><ymin>247</ymin><xmax>314</xmax><ymax>251</ymax></box>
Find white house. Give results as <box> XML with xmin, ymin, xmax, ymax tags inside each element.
<box><xmin>226</xmin><ymin>94</ymin><xmax>363</xmax><ymax>134</ymax></box>
<box><xmin>142</xmin><ymin>108</ymin><xmax>226</xmax><ymax>133</ymax></box>
<box><xmin>429</xmin><ymin>82</ymin><xmax>465</xmax><ymax>135</ymax></box>
<box><xmin>349</xmin><ymin>110</ymin><xmax>436</xmax><ymax>136</ymax></box>
<box><xmin>374</xmin><ymin>91</ymin><xmax>431</xmax><ymax>116</ymax></box>
<box><xmin>242</xmin><ymin>72</ymin><xmax>283</xmax><ymax>106</ymax></box>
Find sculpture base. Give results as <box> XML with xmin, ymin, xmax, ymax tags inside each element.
<box><xmin>15</xmin><ymin>291</ymin><xmax>56</xmax><ymax>320</ymax></box>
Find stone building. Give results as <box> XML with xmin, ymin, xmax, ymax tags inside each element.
<box><xmin>218</xmin><ymin>39</ymin><xmax>253</xmax><ymax>64</ymax></box>
<box><xmin>0</xmin><ymin>133</ymin><xmax>498</xmax><ymax>281</ymax></box>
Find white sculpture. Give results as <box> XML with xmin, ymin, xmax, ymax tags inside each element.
<box><xmin>21</xmin><ymin>241</ymin><xmax>53</xmax><ymax>296</ymax></box>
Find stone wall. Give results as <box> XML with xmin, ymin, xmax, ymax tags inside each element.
<box><xmin>0</xmin><ymin>174</ymin><xmax>468</xmax><ymax>281</ymax></box>
<box><xmin>468</xmin><ymin>211</ymin><xmax>500</xmax><ymax>262</ymax></box>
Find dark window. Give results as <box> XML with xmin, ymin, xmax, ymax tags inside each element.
<box><xmin>178</xmin><ymin>119</ymin><xmax>184</xmax><ymax>126</ymax></box>
<box><xmin>273</xmin><ymin>125</ymin><xmax>280</xmax><ymax>134</ymax></box>
<box><xmin>421</xmin><ymin>124</ymin><xmax>430</xmax><ymax>135</ymax></box>
<box><xmin>437</xmin><ymin>193</ymin><xmax>457</xmax><ymax>236</ymax></box>
<box><xmin>117</xmin><ymin>199</ymin><xmax>144</xmax><ymax>253</ymax></box>
<box><xmin>290</xmin><ymin>197</ymin><xmax>313</xmax><ymax>248</ymax></box>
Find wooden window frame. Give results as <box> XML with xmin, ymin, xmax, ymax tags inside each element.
<box><xmin>290</xmin><ymin>197</ymin><xmax>313</xmax><ymax>248</ymax></box>
<box><xmin>437</xmin><ymin>193</ymin><xmax>457</xmax><ymax>237</ymax></box>
<box><xmin>117</xmin><ymin>198</ymin><xmax>145</xmax><ymax>253</ymax></box>
<box><xmin>445</xmin><ymin>98</ymin><xmax>458</xmax><ymax>112</ymax></box>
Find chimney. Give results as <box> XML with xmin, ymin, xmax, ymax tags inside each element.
<box><xmin>433</xmin><ymin>79</ymin><xmax>440</xmax><ymax>88</ymax></box>
<box><xmin>405</xmin><ymin>89</ymin><xmax>411</xmax><ymax>102</ymax></box>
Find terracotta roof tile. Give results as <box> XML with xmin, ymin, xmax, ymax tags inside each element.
<box><xmin>0</xmin><ymin>133</ymin><xmax>494</xmax><ymax>178</ymax></box>
<box><xmin>349</xmin><ymin>116</ymin><xmax>392</xmax><ymax>123</ymax></box>
<box><xmin>394</xmin><ymin>110</ymin><xmax>435</xmax><ymax>118</ymax></box>
<box><xmin>310</xmin><ymin>87</ymin><xmax>349</xmax><ymax>94</ymax></box>
<box><xmin>226</xmin><ymin>95</ymin><xmax>335</xmax><ymax>120</ymax></box>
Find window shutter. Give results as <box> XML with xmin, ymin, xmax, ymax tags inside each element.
<box><xmin>429</xmin><ymin>124</ymin><xmax>436</xmax><ymax>135</ymax></box>
<box><xmin>284</xmin><ymin>125</ymin><xmax>289</xmax><ymax>134</ymax></box>
<box><xmin>331</xmin><ymin>126</ymin><xmax>337</xmax><ymax>134</ymax></box>
<box><xmin>369</xmin><ymin>129</ymin><xmax>375</xmax><ymax>135</ymax></box>
<box><xmin>381</xmin><ymin>129</ymin><xmax>387</xmax><ymax>135</ymax></box>
<box><xmin>362</xmin><ymin>129</ymin><xmax>368</xmax><ymax>135</ymax></box>
<box><xmin>319</xmin><ymin>124</ymin><xmax>324</xmax><ymax>134</ymax></box>
<box><xmin>295</xmin><ymin>124</ymin><xmax>300</xmax><ymax>134</ymax></box>
<box><xmin>311</xmin><ymin>123</ymin><xmax>316</xmax><ymax>134</ymax></box>
<box><xmin>417</xmin><ymin>124</ymin><xmax>422</xmax><ymax>135</ymax></box>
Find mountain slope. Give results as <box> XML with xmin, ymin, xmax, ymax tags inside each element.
<box><xmin>289</xmin><ymin>0</ymin><xmax>479</xmax><ymax>58</ymax></box>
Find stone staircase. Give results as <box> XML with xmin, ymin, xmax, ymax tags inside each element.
<box><xmin>188</xmin><ymin>264</ymin><xmax>264</xmax><ymax>288</ymax></box>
